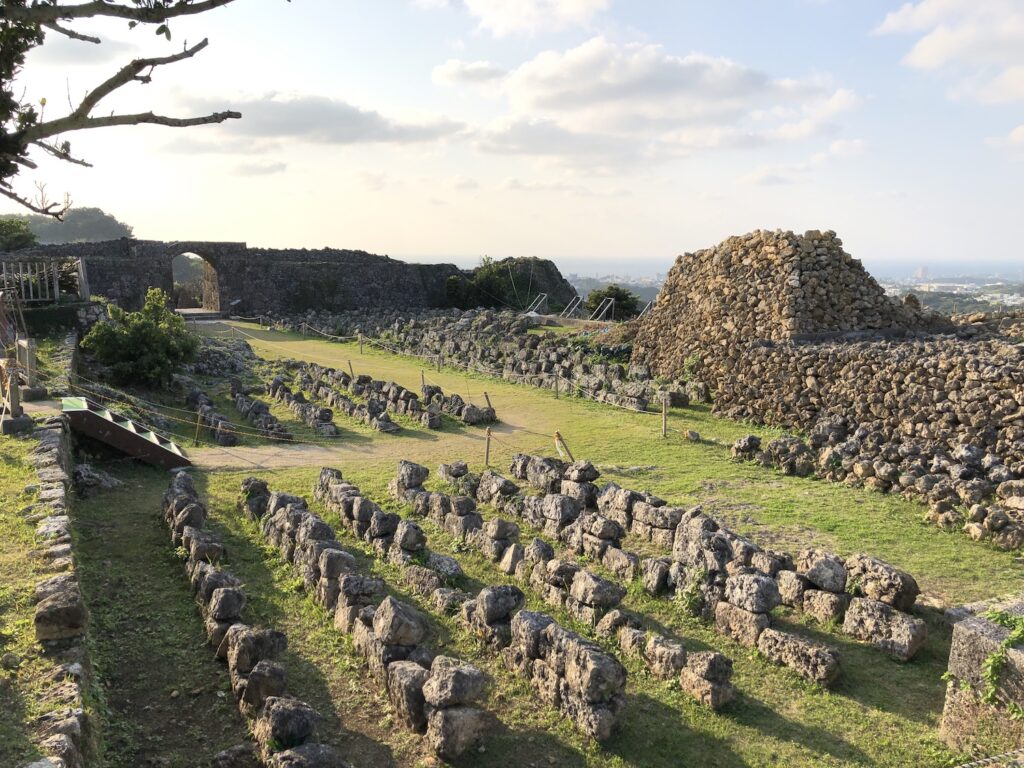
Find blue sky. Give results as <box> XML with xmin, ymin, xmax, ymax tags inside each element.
<box><xmin>5</xmin><ymin>0</ymin><xmax>1023</xmax><ymax>277</ymax></box>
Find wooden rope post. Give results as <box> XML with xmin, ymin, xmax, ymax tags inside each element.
<box><xmin>421</xmin><ymin>370</ymin><xmax>426</xmax><ymax>390</ymax></box>
<box><xmin>348</xmin><ymin>360</ymin><xmax>355</xmax><ymax>379</ymax></box>
<box><xmin>554</xmin><ymin>375</ymin><xmax>559</xmax><ymax>399</ymax></box>
<box><xmin>483</xmin><ymin>391</ymin><xmax>492</xmax><ymax>409</ymax></box>
<box><xmin>485</xmin><ymin>427</ymin><xmax>492</xmax><ymax>467</ymax></box>
<box><xmin>554</xmin><ymin>431</ymin><xmax>574</xmax><ymax>462</ymax></box>
<box><xmin>193</xmin><ymin>411</ymin><xmax>203</xmax><ymax>447</ymax></box>
<box><xmin>359</xmin><ymin>333</ymin><xmax>364</xmax><ymax>354</ymax></box>
<box><xmin>301</xmin><ymin>323</ymin><xmax>307</xmax><ymax>338</ymax></box>
<box><xmin>662</xmin><ymin>393</ymin><xmax>668</xmax><ymax>438</ymax></box>
<box><xmin>436</xmin><ymin>354</ymin><xmax>442</xmax><ymax>373</ymax></box>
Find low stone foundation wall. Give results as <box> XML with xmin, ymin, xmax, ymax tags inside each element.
<box><xmin>23</xmin><ymin>417</ymin><xmax>96</xmax><ymax>768</ymax></box>
<box><xmin>941</xmin><ymin>603</ymin><xmax>1024</xmax><ymax>755</ymax></box>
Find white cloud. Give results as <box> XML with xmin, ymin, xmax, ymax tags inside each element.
<box><xmin>433</xmin><ymin>59</ymin><xmax>506</xmax><ymax>86</ymax></box>
<box><xmin>742</xmin><ymin>138</ymin><xmax>866</xmax><ymax>186</ymax></box>
<box><xmin>462</xmin><ymin>37</ymin><xmax>858</xmax><ymax>164</ymax></box>
<box><xmin>877</xmin><ymin>0</ymin><xmax>1024</xmax><ymax>103</ymax></box>
<box><xmin>415</xmin><ymin>0</ymin><xmax>608</xmax><ymax>36</ymax></box>
<box><xmin>470</xmin><ymin>0</ymin><xmax>609</xmax><ymax>36</ymax></box>
<box><xmin>986</xmin><ymin>123</ymin><xmax>1024</xmax><ymax>149</ymax></box>
<box><xmin>184</xmin><ymin>94</ymin><xmax>463</xmax><ymax>145</ymax></box>
<box><xmin>29</xmin><ymin>35</ymin><xmax>137</xmax><ymax>66</ymax></box>
<box><xmin>234</xmin><ymin>161</ymin><xmax>287</xmax><ymax>176</ymax></box>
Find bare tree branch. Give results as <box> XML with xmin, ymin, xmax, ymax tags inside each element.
<box><xmin>22</xmin><ymin>39</ymin><xmax>241</xmax><ymax>143</ymax></box>
<box><xmin>0</xmin><ymin>184</ymin><xmax>69</xmax><ymax>218</ymax></box>
<box><xmin>1</xmin><ymin>0</ymin><xmax>241</xmax><ymax>26</ymax></box>
<box><xmin>30</xmin><ymin>110</ymin><xmax>241</xmax><ymax>141</ymax></box>
<box><xmin>31</xmin><ymin>140</ymin><xmax>94</xmax><ymax>167</ymax></box>
<box><xmin>42</xmin><ymin>21</ymin><xmax>101</xmax><ymax>44</ymax></box>
<box><xmin>73</xmin><ymin>39</ymin><xmax>209</xmax><ymax>122</ymax></box>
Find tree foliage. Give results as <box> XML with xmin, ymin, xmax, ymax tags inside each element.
<box><xmin>0</xmin><ymin>1</ymin><xmax>252</xmax><ymax>217</ymax></box>
<box><xmin>2</xmin><ymin>206</ymin><xmax>133</xmax><ymax>243</ymax></box>
<box><xmin>0</xmin><ymin>215</ymin><xmax>38</xmax><ymax>251</ymax></box>
<box><xmin>445</xmin><ymin>256</ymin><xmax>561</xmax><ymax>311</ymax></box>
<box><xmin>82</xmin><ymin>287</ymin><xmax>198</xmax><ymax>386</ymax></box>
<box><xmin>585</xmin><ymin>283</ymin><xmax>642</xmax><ymax>320</ymax></box>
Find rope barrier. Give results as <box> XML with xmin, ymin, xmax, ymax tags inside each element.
<box><xmin>955</xmin><ymin>747</ymin><xmax>1024</xmax><ymax>768</ymax></box>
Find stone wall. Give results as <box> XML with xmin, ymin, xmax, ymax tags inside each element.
<box><xmin>631</xmin><ymin>230</ymin><xmax>1024</xmax><ymax>545</ymax></box>
<box><xmin>12</xmin><ymin>240</ymin><xmax>462</xmax><ymax>313</ymax></box>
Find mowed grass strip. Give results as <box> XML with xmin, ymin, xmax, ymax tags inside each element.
<box><xmin>0</xmin><ymin>434</ymin><xmax>57</xmax><ymax>767</ymax></box>
<box><xmin>196</xmin><ymin>461</ymin><xmax>964</xmax><ymax>768</ymax></box>
<box><xmin>73</xmin><ymin>464</ymin><xmax>251</xmax><ymax>767</ymax></box>
<box><xmin>205</xmin><ymin>322</ymin><xmax>1024</xmax><ymax>604</ymax></box>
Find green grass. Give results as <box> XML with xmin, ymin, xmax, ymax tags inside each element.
<box><xmin>205</xmin><ymin>322</ymin><xmax>1024</xmax><ymax>605</ymax></box>
<box><xmin>0</xmin><ymin>434</ymin><xmax>51</xmax><ymax>767</ymax></box>
<box><xmin>34</xmin><ymin>320</ymin><xmax>1023</xmax><ymax>767</ymax></box>
<box><xmin>163</xmin><ymin>461</ymin><xmax>975</xmax><ymax>767</ymax></box>
<box><xmin>73</xmin><ymin>465</ymin><xmax>252</xmax><ymax>767</ymax></box>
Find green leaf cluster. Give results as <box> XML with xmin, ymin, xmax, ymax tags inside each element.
<box><xmin>81</xmin><ymin>287</ymin><xmax>198</xmax><ymax>386</ymax></box>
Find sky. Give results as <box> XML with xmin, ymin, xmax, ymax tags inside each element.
<box><xmin>4</xmin><ymin>0</ymin><xmax>1024</xmax><ymax>277</ymax></box>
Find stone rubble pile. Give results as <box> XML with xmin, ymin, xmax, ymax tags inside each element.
<box><xmin>420</xmin><ymin>383</ymin><xmax>497</xmax><ymax>425</ymax></box>
<box><xmin>188</xmin><ymin>336</ymin><xmax>257</xmax><ymax>378</ymax></box>
<box><xmin>629</xmin><ymin>229</ymin><xmax>1023</xmax><ymax>549</ymax></box>
<box><xmin>161</xmin><ymin>472</ymin><xmax>347</xmax><ymax>767</ymax></box>
<box><xmin>230</xmin><ymin>381</ymin><xmax>293</xmax><ymax>442</ymax></box>
<box><xmin>732</xmin><ymin>427</ymin><xmax>1024</xmax><ymax>549</ymax></box>
<box><xmin>185</xmin><ymin>387</ymin><xmax>240</xmax><ymax>446</ymax></box>
<box><xmin>484</xmin><ymin>453</ymin><xmax>931</xmax><ymax>680</ymax></box>
<box><xmin>23</xmin><ymin>419</ymin><xmax>94</xmax><ymax>768</ymax></box>
<box><xmin>392</xmin><ymin>459</ymin><xmax>737</xmax><ymax>713</ymax></box>
<box><xmin>281</xmin><ymin>309</ymin><xmax>667</xmax><ymax>411</ymax></box>
<box><xmin>264</xmin><ymin>376</ymin><xmax>340</xmax><ymax>437</ymax></box>
<box><xmin>242</xmin><ymin>471</ymin><xmax>491</xmax><ymax>760</ymax></box>
<box><xmin>503</xmin><ymin>611</ymin><xmax>627</xmax><ymax>741</ymax></box>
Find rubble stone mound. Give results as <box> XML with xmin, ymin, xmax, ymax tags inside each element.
<box><xmin>635</xmin><ymin>229</ymin><xmax>946</xmax><ymax>373</ymax></box>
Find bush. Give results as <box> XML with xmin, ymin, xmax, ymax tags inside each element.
<box><xmin>82</xmin><ymin>288</ymin><xmax>198</xmax><ymax>386</ymax></box>
<box><xmin>585</xmin><ymin>284</ymin><xmax>641</xmax><ymax>320</ymax></box>
<box><xmin>0</xmin><ymin>216</ymin><xmax>38</xmax><ymax>251</ymax></box>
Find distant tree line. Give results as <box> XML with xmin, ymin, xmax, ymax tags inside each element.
<box><xmin>0</xmin><ymin>207</ymin><xmax>132</xmax><ymax>248</ymax></box>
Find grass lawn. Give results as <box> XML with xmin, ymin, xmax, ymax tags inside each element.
<box><xmin>0</xmin><ymin>434</ymin><xmax>51</xmax><ymax>768</ymax></box>
<box><xmin>40</xmin><ymin>320</ymin><xmax>1021</xmax><ymax>768</ymax></box>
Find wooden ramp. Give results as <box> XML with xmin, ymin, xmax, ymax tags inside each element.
<box><xmin>62</xmin><ymin>396</ymin><xmax>191</xmax><ymax>470</ymax></box>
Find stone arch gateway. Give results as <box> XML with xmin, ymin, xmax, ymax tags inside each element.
<box><xmin>12</xmin><ymin>239</ymin><xmax>463</xmax><ymax>314</ymax></box>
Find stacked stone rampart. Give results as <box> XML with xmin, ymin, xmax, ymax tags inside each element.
<box><xmin>25</xmin><ymin>419</ymin><xmax>96</xmax><ymax>768</ymax></box>
<box><xmin>161</xmin><ymin>472</ymin><xmax>347</xmax><ymax>767</ymax></box>
<box><xmin>630</xmin><ymin>229</ymin><xmax>1023</xmax><ymax>547</ymax></box>
<box><xmin>241</xmin><ymin>471</ymin><xmax>491</xmax><ymax>760</ymax></box>
<box><xmin>231</xmin><ymin>382</ymin><xmax>293</xmax><ymax>441</ymax></box>
<box><xmin>185</xmin><ymin>387</ymin><xmax>240</xmax><ymax>446</ymax></box>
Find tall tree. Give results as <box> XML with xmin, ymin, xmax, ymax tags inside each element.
<box><xmin>26</xmin><ymin>207</ymin><xmax>133</xmax><ymax>242</ymax></box>
<box><xmin>0</xmin><ymin>216</ymin><xmax>38</xmax><ymax>250</ymax></box>
<box><xmin>0</xmin><ymin>1</ymin><xmax>258</xmax><ymax>218</ymax></box>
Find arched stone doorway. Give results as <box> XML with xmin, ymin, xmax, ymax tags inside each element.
<box><xmin>171</xmin><ymin>252</ymin><xmax>220</xmax><ymax>311</ymax></box>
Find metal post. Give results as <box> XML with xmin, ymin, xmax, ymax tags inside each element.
<box><xmin>483</xmin><ymin>391</ymin><xmax>492</xmax><ymax>409</ymax></box>
<box><xmin>421</xmin><ymin>370</ymin><xmax>426</xmax><ymax>390</ymax></box>
<box><xmin>359</xmin><ymin>333</ymin><xmax>364</xmax><ymax>354</ymax></box>
<box><xmin>662</xmin><ymin>393</ymin><xmax>668</xmax><ymax>438</ymax></box>
<box><xmin>348</xmin><ymin>360</ymin><xmax>355</xmax><ymax>379</ymax></box>
<box><xmin>554</xmin><ymin>375</ymin><xmax>559</xmax><ymax>399</ymax></box>
<box><xmin>436</xmin><ymin>354</ymin><xmax>441</xmax><ymax>372</ymax></box>
<box><xmin>485</xmin><ymin>427</ymin><xmax>492</xmax><ymax>467</ymax></box>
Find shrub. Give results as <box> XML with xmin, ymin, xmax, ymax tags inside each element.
<box><xmin>82</xmin><ymin>288</ymin><xmax>198</xmax><ymax>386</ymax></box>
<box><xmin>585</xmin><ymin>284</ymin><xmax>641</xmax><ymax>320</ymax></box>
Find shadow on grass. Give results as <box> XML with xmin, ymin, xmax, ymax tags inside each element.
<box><xmin>191</xmin><ymin>472</ymin><xmax>399</xmax><ymax>766</ymax></box>
<box><xmin>770</xmin><ymin>609</ymin><xmax>949</xmax><ymax>727</ymax></box>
